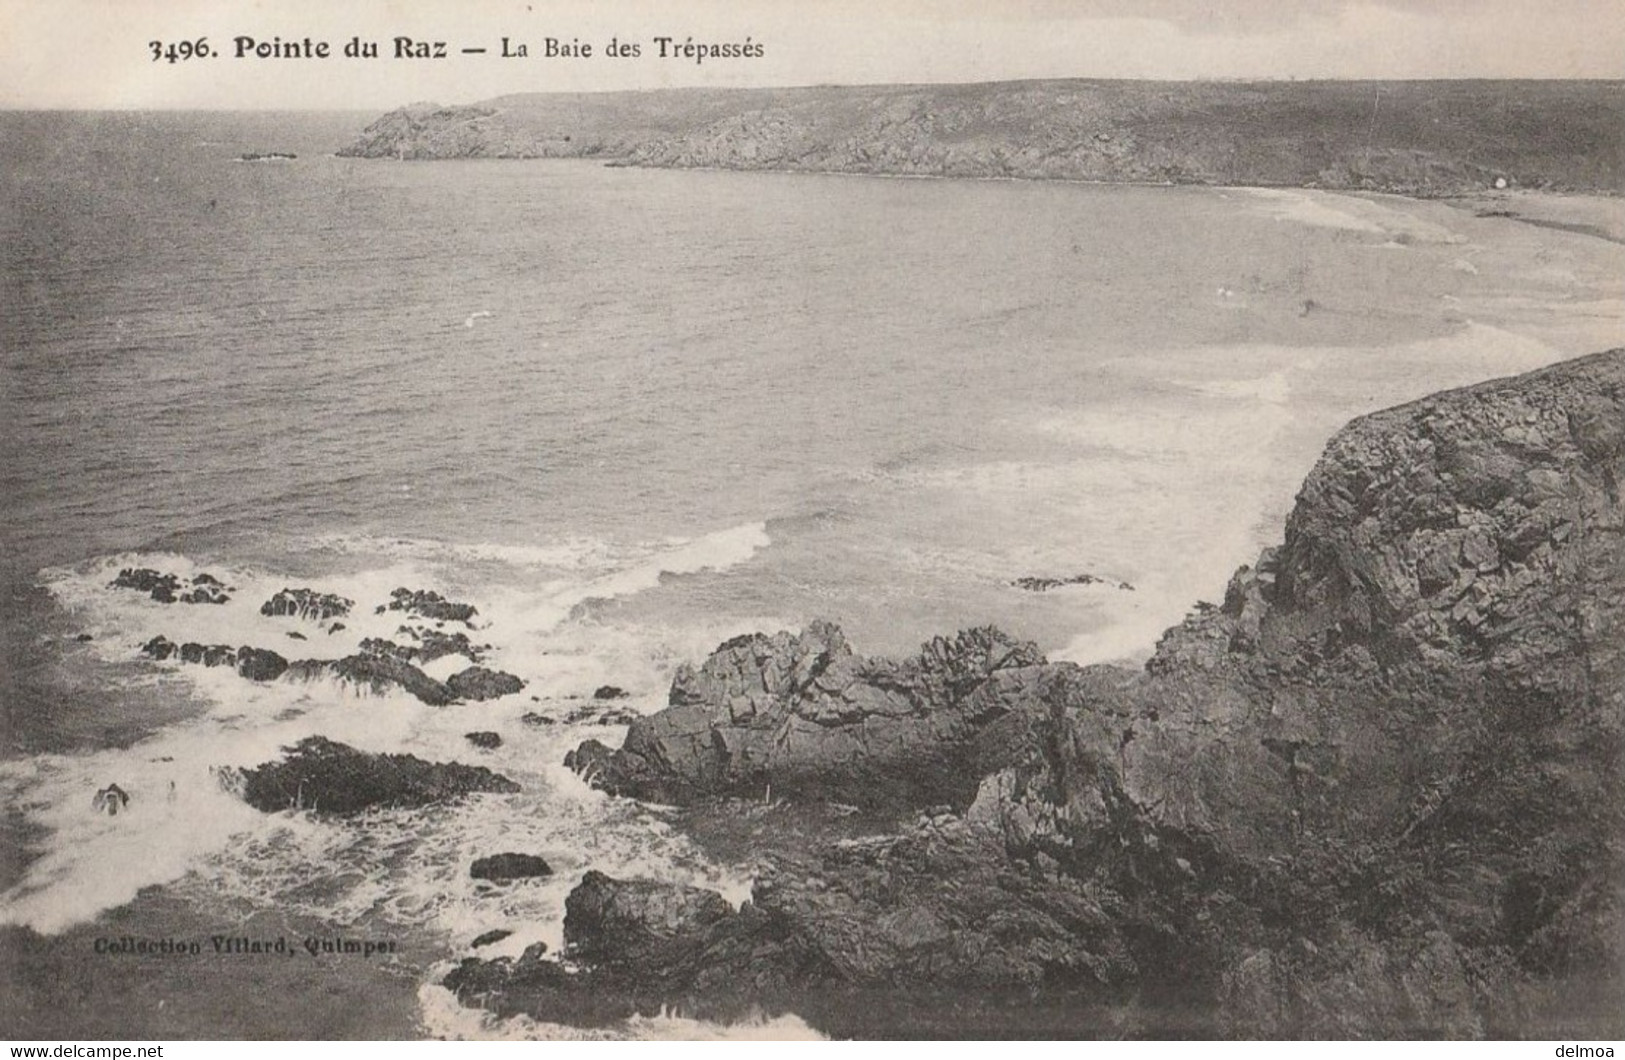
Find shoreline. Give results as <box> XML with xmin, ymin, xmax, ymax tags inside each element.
<box><xmin>344</xmin><ymin>148</ymin><xmax>1625</xmax><ymax>246</ymax></box>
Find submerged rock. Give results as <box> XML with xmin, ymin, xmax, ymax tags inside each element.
<box><xmin>470</xmin><ymin>853</ymin><xmax>553</xmax><ymax>882</ymax></box>
<box><xmin>465</xmin><ymin>731</ymin><xmax>502</xmax><ymax>750</ymax></box>
<box><xmin>471</xmin><ymin>929</ymin><xmax>513</xmax><ymax>949</ymax></box>
<box><xmin>447</xmin><ymin>666</ymin><xmax>524</xmax><ymax>701</ymax></box>
<box><xmin>1011</xmin><ymin>573</ymin><xmax>1134</xmax><ymax>592</ymax></box>
<box><xmin>299</xmin><ymin>653</ymin><xmax>456</xmax><ymax>706</ymax></box>
<box><xmin>230</xmin><ymin>736</ymin><xmax>519</xmax><ymax>814</ymax></box>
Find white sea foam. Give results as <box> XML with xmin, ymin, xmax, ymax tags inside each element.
<box><xmin>10</xmin><ymin>525</ymin><xmax>773</xmax><ymax>941</ymax></box>
<box><xmin>416</xmin><ymin>979</ymin><xmax>822</xmax><ymax>1041</ymax></box>
<box><xmin>1242</xmin><ymin>187</ymin><xmax>1466</xmax><ymax>244</ymax></box>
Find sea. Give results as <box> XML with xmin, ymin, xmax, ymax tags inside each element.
<box><xmin>1</xmin><ymin>110</ymin><xmax>1622</xmax><ymax>1039</ymax></box>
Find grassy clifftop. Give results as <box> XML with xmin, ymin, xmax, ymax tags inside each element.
<box><xmin>340</xmin><ymin>79</ymin><xmax>1625</xmax><ymax>196</ymax></box>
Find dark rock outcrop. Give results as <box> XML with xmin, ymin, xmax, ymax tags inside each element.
<box><xmin>464</xmin><ymin>731</ymin><xmax>502</xmax><ymax>750</ymax></box>
<box><xmin>111</xmin><ymin>568</ymin><xmax>230</xmax><ymax>605</ymax></box>
<box><xmin>111</xmin><ymin>568</ymin><xmax>180</xmax><ymax>599</ymax></box>
<box><xmin>470</xmin><ymin>853</ymin><xmax>553</xmax><ymax>882</ymax></box>
<box><xmin>141</xmin><ymin>638</ymin><xmax>285</xmax><ymax>682</ymax></box>
<box><xmin>178</xmin><ymin>582</ymin><xmax>229</xmax><ymax>605</ymax></box>
<box><xmin>414</xmin><ymin>629</ymin><xmax>484</xmax><ymax>664</ymax></box>
<box><xmin>361</xmin><ymin>630</ymin><xmax>486</xmax><ymax>665</ymax></box>
<box><xmin>288</xmin><ymin>653</ymin><xmax>455</xmax><ymax>706</ymax></box>
<box><xmin>235</xmin><ymin>647</ymin><xmax>289</xmax><ymax>682</ymax></box>
<box><xmin>566</xmin><ymin>621</ymin><xmax>1048</xmax><ymax>808</ymax></box>
<box><xmin>447</xmin><ymin>666</ymin><xmax>525</xmax><ymax>702</ymax></box>
<box><xmin>1012</xmin><ymin>574</ymin><xmax>1134</xmax><ymax>592</ymax></box>
<box><xmin>229</xmin><ymin>736</ymin><xmax>519</xmax><ymax>814</ymax></box>
<box><xmin>444</xmin><ymin>846</ymin><xmax>1150</xmax><ymax>1035</ymax></box>
<box><xmin>538</xmin><ymin>351</ymin><xmax>1625</xmax><ymax>1038</ymax></box>
<box><xmin>142</xmin><ymin>634</ymin><xmax>491</xmax><ymax>706</ymax></box>
<box><xmin>471</xmin><ymin>929</ymin><xmax>513</xmax><ymax>949</ymax></box>
<box><xmin>592</xmin><ymin>685</ymin><xmax>629</xmax><ymax>700</ymax></box>
<box><xmin>563</xmin><ymin>871</ymin><xmax>733</xmax><ymax>963</ymax></box>
<box><xmin>388</xmin><ymin>587</ymin><xmax>477</xmax><ymax>625</ymax></box>
<box><xmin>260</xmin><ymin>587</ymin><xmax>352</xmax><ymax>622</ymax></box>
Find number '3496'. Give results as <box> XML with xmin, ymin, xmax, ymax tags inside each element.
<box><xmin>149</xmin><ymin>38</ymin><xmax>212</xmax><ymax>62</ymax></box>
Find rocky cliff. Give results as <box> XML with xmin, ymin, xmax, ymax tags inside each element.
<box><xmin>456</xmin><ymin>350</ymin><xmax>1625</xmax><ymax>1038</ymax></box>
<box><xmin>340</xmin><ymin>80</ymin><xmax>1625</xmax><ymax>196</ymax></box>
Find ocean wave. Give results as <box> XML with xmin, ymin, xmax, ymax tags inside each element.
<box><xmin>10</xmin><ymin>533</ymin><xmax>773</xmax><ymax>939</ymax></box>
<box><xmin>416</xmin><ymin>980</ymin><xmax>822</xmax><ymax>1041</ymax></box>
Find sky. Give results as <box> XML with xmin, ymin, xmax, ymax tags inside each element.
<box><xmin>1</xmin><ymin>0</ymin><xmax>1622</xmax><ymax>110</ymax></box>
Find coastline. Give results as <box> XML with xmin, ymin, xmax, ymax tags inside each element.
<box><xmin>2</xmin><ymin>105</ymin><xmax>1621</xmax><ymax>1040</ymax></box>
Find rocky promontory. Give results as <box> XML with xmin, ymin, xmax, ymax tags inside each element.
<box><xmin>339</xmin><ymin>80</ymin><xmax>1625</xmax><ymax>196</ymax></box>
<box><xmin>469</xmin><ymin>349</ymin><xmax>1625</xmax><ymax>1038</ymax></box>
<box><xmin>565</xmin><ymin>622</ymin><xmax>1048</xmax><ymax>808</ymax></box>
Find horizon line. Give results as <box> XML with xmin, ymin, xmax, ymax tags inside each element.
<box><xmin>5</xmin><ymin>71</ymin><xmax>1622</xmax><ymax>113</ymax></box>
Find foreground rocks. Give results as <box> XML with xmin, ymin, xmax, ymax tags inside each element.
<box><xmin>524</xmin><ymin>351</ymin><xmax>1625</xmax><ymax>1037</ymax></box>
<box><xmin>227</xmin><ymin>736</ymin><xmax>519</xmax><ymax>814</ymax></box>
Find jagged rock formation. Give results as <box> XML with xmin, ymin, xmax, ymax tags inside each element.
<box><xmin>565</xmin><ymin>622</ymin><xmax>1048</xmax><ymax>808</ymax></box>
<box><xmin>292</xmin><ymin>653</ymin><xmax>456</xmax><ymax>706</ymax></box>
<box><xmin>140</xmin><ymin>636</ymin><xmax>287</xmax><ymax>681</ymax></box>
<box><xmin>260</xmin><ymin>587</ymin><xmax>352</xmax><ymax>622</ymax></box>
<box><xmin>386</xmin><ymin>587</ymin><xmax>478</xmax><ymax>625</ymax></box>
<box><xmin>110</xmin><ymin>568</ymin><xmax>230</xmax><ymax>604</ymax></box>
<box><xmin>228</xmin><ymin>736</ymin><xmax>519</xmax><ymax>814</ymax></box>
<box><xmin>360</xmin><ymin>629</ymin><xmax>486</xmax><ymax>666</ymax></box>
<box><xmin>530</xmin><ymin>350</ymin><xmax>1624</xmax><ymax>1038</ymax></box>
<box><xmin>1013</xmin><ymin>573</ymin><xmax>1134</xmax><ymax>592</ymax></box>
<box><xmin>339</xmin><ymin>81</ymin><xmax>1625</xmax><ymax>196</ymax></box>
<box><xmin>140</xmin><ymin>634</ymin><xmax>503</xmax><ymax>706</ymax></box>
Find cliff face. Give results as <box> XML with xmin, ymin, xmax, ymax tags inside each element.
<box><xmin>968</xmin><ymin>350</ymin><xmax>1625</xmax><ymax>1033</ymax></box>
<box><xmin>340</xmin><ymin>80</ymin><xmax>1625</xmax><ymax>195</ymax></box>
<box><xmin>522</xmin><ymin>351</ymin><xmax>1624</xmax><ymax>1036</ymax></box>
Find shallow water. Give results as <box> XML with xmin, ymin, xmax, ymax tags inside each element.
<box><xmin>1</xmin><ymin>111</ymin><xmax>1622</xmax><ymax>1038</ymax></box>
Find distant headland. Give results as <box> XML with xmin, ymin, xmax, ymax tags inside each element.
<box><xmin>337</xmin><ymin>79</ymin><xmax>1625</xmax><ymax>197</ymax></box>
